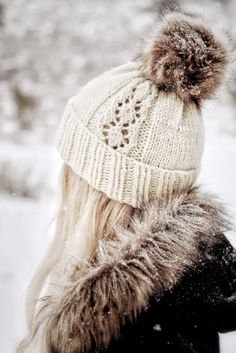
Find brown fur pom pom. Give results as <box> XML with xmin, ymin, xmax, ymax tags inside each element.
<box><xmin>141</xmin><ymin>13</ymin><xmax>230</xmax><ymax>101</ymax></box>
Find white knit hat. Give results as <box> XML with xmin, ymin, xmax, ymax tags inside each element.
<box><xmin>57</xmin><ymin>13</ymin><xmax>229</xmax><ymax>207</ymax></box>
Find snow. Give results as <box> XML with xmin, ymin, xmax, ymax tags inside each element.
<box><xmin>0</xmin><ymin>196</ymin><xmax>56</xmax><ymax>353</ymax></box>
<box><xmin>0</xmin><ymin>140</ymin><xmax>60</xmax><ymax>199</ymax></box>
<box><xmin>200</xmin><ymin>101</ymin><xmax>236</xmax><ymax>248</ymax></box>
<box><xmin>0</xmin><ymin>0</ymin><xmax>236</xmax><ymax>352</ymax></box>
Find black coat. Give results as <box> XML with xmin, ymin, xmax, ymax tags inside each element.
<box><xmin>103</xmin><ymin>235</ymin><xmax>236</xmax><ymax>353</ymax></box>
<box><xmin>18</xmin><ymin>188</ymin><xmax>236</xmax><ymax>353</ymax></box>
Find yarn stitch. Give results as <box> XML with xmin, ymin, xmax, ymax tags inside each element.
<box><xmin>56</xmin><ymin>12</ymin><xmax>230</xmax><ymax>208</ymax></box>
<box><xmin>98</xmin><ymin>82</ymin><xmax>157</xmax><ymax>152</ymax></box>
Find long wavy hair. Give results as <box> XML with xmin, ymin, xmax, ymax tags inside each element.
<box><xmin>25</xmin><ymin>163</ymin><xmax>135</xmax><ymax>330</ymax></box>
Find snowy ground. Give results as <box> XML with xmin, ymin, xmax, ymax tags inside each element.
<box><xmin>0</xmin><ymin>102</ymin><xmax>235</xmax><ymax>353</ymax></box>
<box><xmin>0</xmin><ymin>145</ymin><xmax>61</xmax><ymax>353</ymax></box>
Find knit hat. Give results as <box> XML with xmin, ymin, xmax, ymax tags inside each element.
<box><xmin>57</xmin><ymin>12</ymin><xmax>230</xmax><ymax>208</ymax></box>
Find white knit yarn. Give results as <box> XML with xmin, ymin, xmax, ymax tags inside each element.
<box><xmin>57</xmin><ymin>62</ymin><xmax>204</xmax><ymax>207</ymax></box>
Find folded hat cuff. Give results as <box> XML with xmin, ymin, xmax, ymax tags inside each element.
<box><xmin>57</xmin><ymin>103</ymin><xmax>198</xmax><ymax>208</ymax></box>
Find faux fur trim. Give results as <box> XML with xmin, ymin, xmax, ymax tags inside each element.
<box><xmin>23</xmin><ymin>188</ymin><xmax>229</xmax><ymax>353</ymax></box>
<box><xmin>140</xmin><ymin>12</ymin><xmax>231</xmax><ymax>101</ymax></box>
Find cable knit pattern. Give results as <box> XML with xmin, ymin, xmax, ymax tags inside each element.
<box><xmin>56</xmin><ymin>11</ymin><xmax>230</xmax><ymax>207</ymax></box>
<box><xmin>57</xmin><ymin>62</ymin><xmax>203</xmax><ymax>207</ymax></box>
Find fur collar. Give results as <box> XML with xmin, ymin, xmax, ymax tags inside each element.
<box><xmin>21</xmin><ymin>187</ymin><xmax>229</xmax><ymax>353</ymax></box>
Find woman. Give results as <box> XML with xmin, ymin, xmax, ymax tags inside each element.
<box><xmin>17</xmin><ymin>11</ymin><xmax>236</xmax><ymax>353</ymax></box>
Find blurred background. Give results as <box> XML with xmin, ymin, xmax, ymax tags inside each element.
<box><xmin>0</xmin><ymin>0</ymin><xmax>236</xmax><ymax>352</ymax></box>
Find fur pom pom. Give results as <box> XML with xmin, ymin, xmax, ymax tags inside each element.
<box><xmin>141</xmin><ymin>12</ymin><xmax>231</xmax><ymax>101</ymax></box>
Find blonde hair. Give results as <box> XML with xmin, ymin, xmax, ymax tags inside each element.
<box><xmin>26</xmin><ymin>163</ymin><xmax>135</xmax><ymax>330</ymax></box>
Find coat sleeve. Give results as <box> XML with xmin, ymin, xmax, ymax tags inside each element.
<box><xmin>207</xmin><ymin>234</ymin><xmax>236</xmax><ymax>333</ymax></box>
<box><xmin>156</xmin><ymin>233</ymin><xmax>236</xmax><ymax>334</ymax></box>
